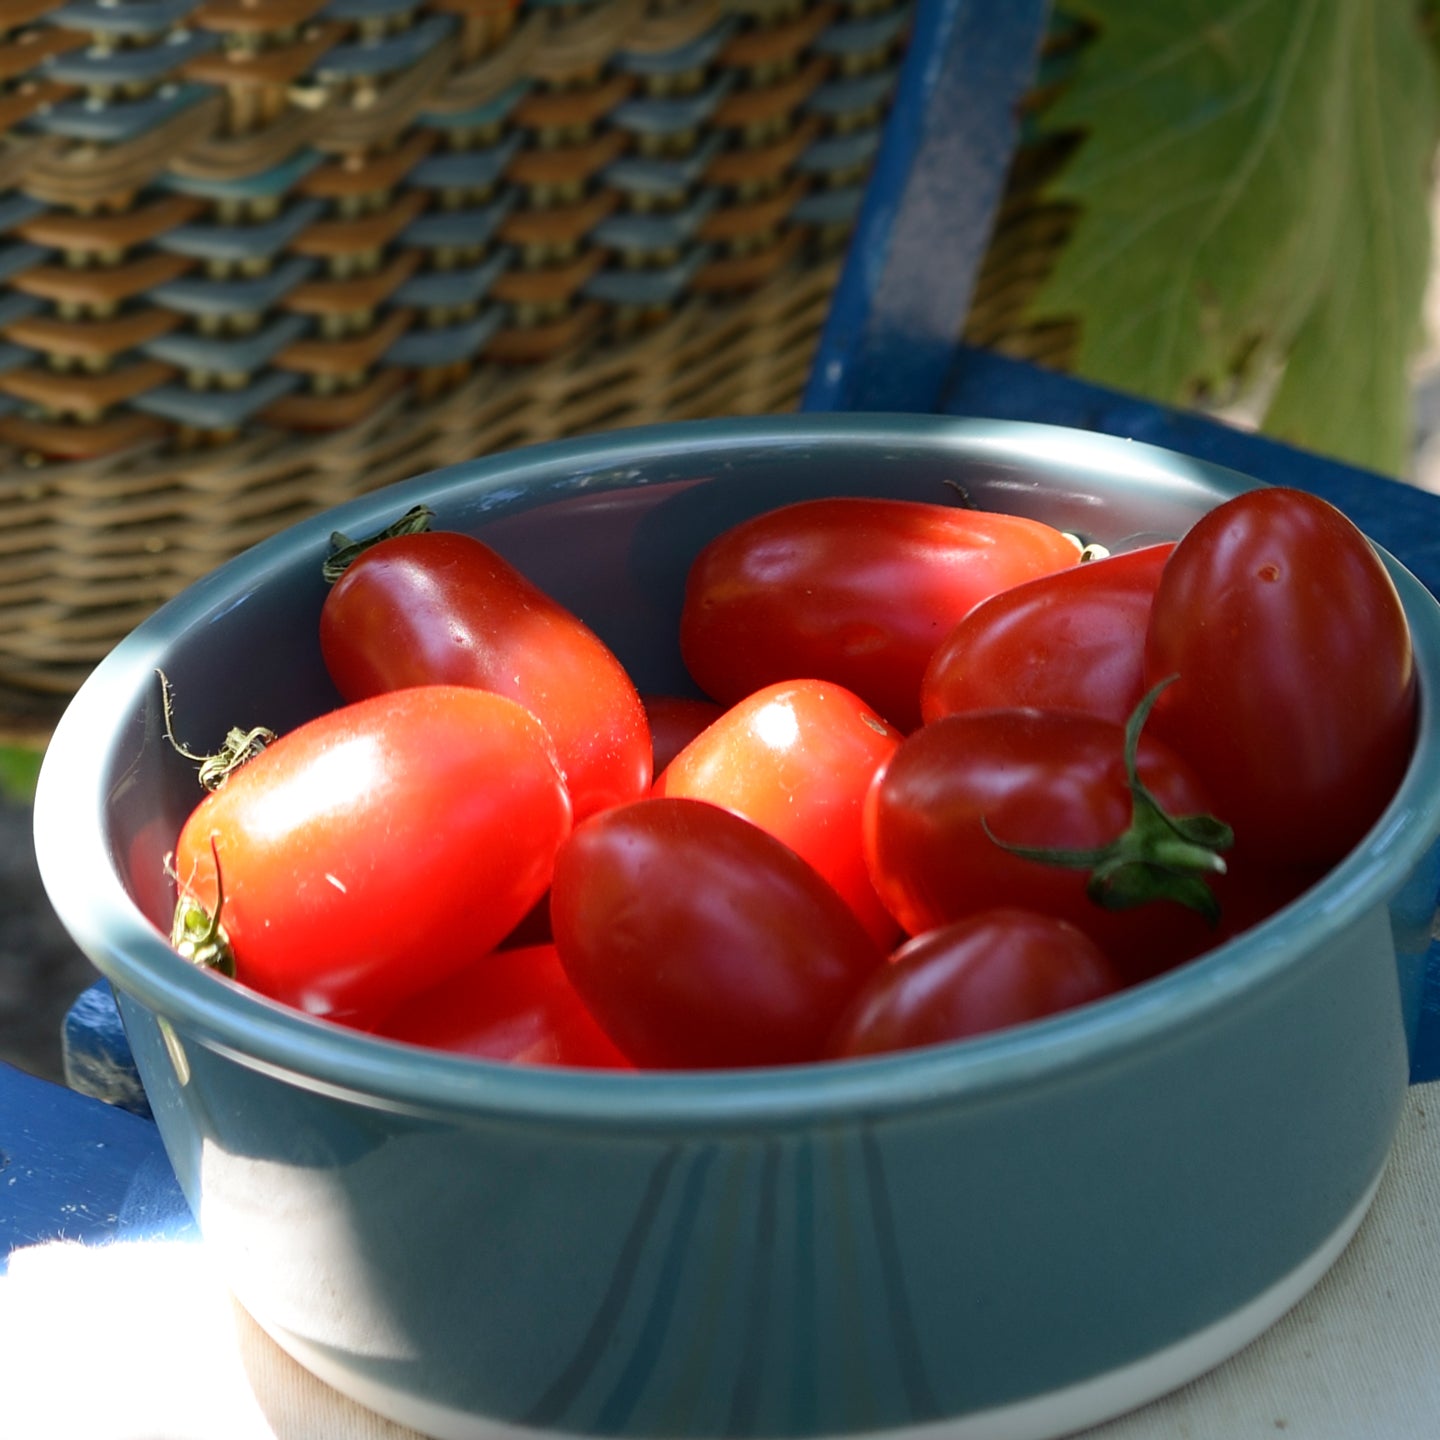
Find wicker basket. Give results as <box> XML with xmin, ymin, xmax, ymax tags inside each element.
<box><xmin>0</xmin><ymin>0</ymin><xmax>916</xmax><ymax>738</ymax></box>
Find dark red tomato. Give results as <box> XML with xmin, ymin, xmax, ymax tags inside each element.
<box><xmin>642</xmin><ymin>694</ymin><xmax>725</xmax><ymax>774</ymax></box>
<box><xmin>550</xmin><ymin>797</ymin><xmax>885</xmax><ymax>1068</ymax></box>
<box><xmin>921</xmin><ymin>543</ymin><xmax>1174</xmax><ymax>725</ymax></box>
<box><xmin>653</xmin><ymin>680</ymin><xmax>903</xmax><ymax>947</ymax></box>
<box><xmin>680</xmin><ymin>497</ymin><xmax>1081</xmax><ymax>731</ymax></box>
<box><xmin>1144</xmin><ymin>487</ymin><xmax>1416</xmax><ymax>867</ymax></box>
<box><xmin>171</xmin><ymin>686</ymin><xmax>572</xmax><ymax>1023</ymax></box>
<box><xmin>826</xmin><ymin>910</ymin><xmax>1122</xmax><ymax>1058</ymax></box>
<box><xmin>373</xmin><ymin>943</ymin><xmax>632</xmax><ymax>1069</ymax></box>
<box><xmin>319</xmin><ymin>529</ymin><xmax>651</xmax><ymax>820</ymax></box>
<box><xmin>863</xmin><ymin>708</ymin><xmax>1231</xmax><ymax>981</ymax></box>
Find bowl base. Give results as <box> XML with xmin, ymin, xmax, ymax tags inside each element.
<box><xmin>243</xmin><ymin>1163</ymin><xmax>1383</xmax><ymax>1440</ymax></box>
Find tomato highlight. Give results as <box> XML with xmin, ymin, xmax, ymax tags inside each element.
<box><xmin>172</xmin><ymin>685</ymin><xmax>573</xmax><ymax>1023</ymax></box>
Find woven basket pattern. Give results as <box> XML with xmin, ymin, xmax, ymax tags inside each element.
<box><xmin>0</xmin><ymin>0</ymin><xmax>911</xmax><ymax>736</ymax></box>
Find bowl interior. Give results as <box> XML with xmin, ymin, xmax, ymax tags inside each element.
<box><xmin>34</xmin><ymin>414</ymin><xmax>1440</xmax><ymax>1120</ymax></box>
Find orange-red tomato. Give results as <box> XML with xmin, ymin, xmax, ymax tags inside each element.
<box><xmin>654</xmin><ymin>680</ymin><xmax>903</xmax><ymax>947</ymax></box>
<box><xmin>172</xmin><ymin>686</ymin><xmax>572</xmax><ymax>1024</ymax></box>
<box><xmin>320</xmin><ymin>529</ymin><xmax>651</xmax><ymax>820</ymax></box>
<box><xmin>374</xmin><ymin>944</ymin><xmax>632</xmax><ymax>1069</ymax></box>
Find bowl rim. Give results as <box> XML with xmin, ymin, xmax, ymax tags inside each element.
<box><xmin>33</xmin><ymin>413</ymin><xmax>1440</xmax><ymax>1130</ymax></box>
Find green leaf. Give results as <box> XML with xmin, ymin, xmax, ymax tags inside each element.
<box><xmin>0</xmin><ymin>744</ymin><xmax>43</xmax><ymax>803</ymax></box>
<box><xmin>1023</xmin><ymin>0</ymin><xmax>1440</xmax><ymax>476</ymax></box>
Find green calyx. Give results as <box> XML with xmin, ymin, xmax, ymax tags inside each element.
<box><xmin>170</xmin><ymin>895</ymin><xmax>236</xmax><ymax>978</ymax></box>
<box><xmin>322</xmin><ymin>503</ymin><xmax>434</xmax><ymax>583</ymax></box>
<box><xmin>168</xmin><ymin>839</ymin><xmax>236</xmax><ymax>978</ymax></box>
<box><xmin>985</xmin><ymin>678</ymin><xmax>1233</xmax><ymax>922</ymax></box>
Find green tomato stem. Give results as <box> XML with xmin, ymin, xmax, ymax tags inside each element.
<box><xmin>985</xmin><ymin>677</ymin><xmax>1234</xmax><ymax>922</ymax></box>
<box><xmin>322</xmin><ymin>504</ymin><xmax>434</xmax><ymax>583</ymax></box>
<box><xmin>168</xmin><ymin>838</ymin><xmax>236</xmax><ymax>977</ymax></box>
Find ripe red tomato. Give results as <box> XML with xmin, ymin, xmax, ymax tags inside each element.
<box><xmin>680</xmin><ymin>497</ymin><xmax>1081</xmax><ymax>731</ymax></box>
<box><xmin>171</xmin><ymin>686</ymin><xmax>573</xmax><ymax>1023</ymax></box>
<box><xmin>863</xmin><ymin>707</ymin><xmax>1232</xmax><ymax>981</ymax></box>
<box><xmin>550</xmin><ymin>797</ymin><xmax>885</xmax><ymax>1068</ymax></box>
<box><xmin>319</xmin><ymin>528</ymin><xmax>651</xmax><ymax>820</ymax></box>
<box><xmin>921</xmin><ymin>543</ymin><xmax>1174</xmax><ymax>726</ymax></box>
<box><xmin>826</xmin><ymin>910</ymin><xmax>1122</xmax><ymax>1058</ymax></box>
<box><xmin>1144</xmin><ymin>487</ymin><xmax>1416</xmax><ymax>867</ymax></box>
<box><xmin>653</xmin><ymin>679</ymin><xmax>903</xmax><ymax>947</ymax></box>
<box><xmin>641</xmin><ymin>694</ymin><xmax>725</xmax><ymax>774</ymax></box>
<box><xmin>373</xmin><ymin>944</ymin><xmax>632</xmax><ymax>1069</ymax></box>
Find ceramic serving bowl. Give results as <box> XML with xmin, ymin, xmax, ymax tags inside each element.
<box><xmin>34</xmin><ymin>415</ymin><xmax>1440</xmax><ymax>1440</ymax></box>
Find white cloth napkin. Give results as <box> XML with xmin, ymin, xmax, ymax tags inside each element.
<box><xmin>3</xmin><ymin>1085</ymin><xmax>1437</xmax><ymax>1440</ymax></box>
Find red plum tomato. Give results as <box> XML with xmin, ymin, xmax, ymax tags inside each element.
<box><xmin>171</xmin><ymin>686</ymin><xmax>573</xmax><ymax>1023</ymax></box>
<box><xmin>319</xmin><ymin>529</ymin><xmax>651</xmax><ymax>819</ymax></box>
<box><xmin>921</xmin><ymin>542</ymin><xmax>1174</xmax><ymax>725</ymax></box>
<box><xmin>827</xmin><ymin>910</ymin><xmax>1122</xmax><ymax>1058</ymax></box>
<box><xmin>680</xmin><ymin>497</ymin><xmax>1081</xmax><ymax>731</ymax></box>
<box><xmin>374</xmin><ymin>943</ymin><xmax>631</xmax><ymax>1069</ymax></box>
<box><xmin>642</xmin><ymin>694</ymin><xmax>725</xmax><ymax>774</ymax></box>
<box><xmin>1144</xmin><ymin>487</ymin><xmax>1416</xmax><ymax>867</ymax></box>
<box><xmin>550</xmin><ymin>797</ymin><xmax>885</xmax><ymax>1068</ymax></box>
<box><xmin>653</xmin><ymin>679</ymin><xmax>903</xmax><ymax>947</ymax></box>
<box><xmin>863</xmin><ymin>708</ymin><xmax>1231</xmax><ymax>983</ymax></box>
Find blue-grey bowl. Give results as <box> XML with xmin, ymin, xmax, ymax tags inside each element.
<box><xmin>33</xmin><ymin>415</ymin><xmax>1440</xmax><ymax>1440</ymax></box>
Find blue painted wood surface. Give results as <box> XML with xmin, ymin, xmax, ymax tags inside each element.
<box><xmin>803</xmin><ymin>0</ymin><xmax>1052</xmax><ymax>413</ymax></box>
<box><xmin>63</xmin><ymin>980</ymin><xmax>151</xmax><ymax>1119</ymax></box>
<box><xmin>0</xmin><ymin>1058</ymin><xmax>193</xmax><ymax>1266</ymax></box>
<box><xmin>941</xmin><ymin>344</ymin><xmax>1440</xmax><ymax>603</ymax></box>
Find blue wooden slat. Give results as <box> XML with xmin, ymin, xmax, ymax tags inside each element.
<box><xmin>62</xmin><ymin>983</ymin><xmax>151</xmax><ymax>1118</ymax></box>
<box><xmin>940</xmin><ymin>344</ymin><xmax>1440</xmax><ymax>602</ymax></box>
<box><xmin>0</xmin><ymin>1060</ymin><xmax>192</xmax><ymax>1268</ymax></box>
<box><xmin>802</xmin><ymin>0</ymin><xmax>1052</xmax><ymax>413</ymax></box>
